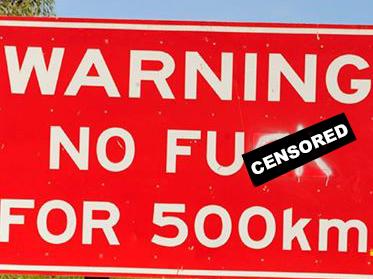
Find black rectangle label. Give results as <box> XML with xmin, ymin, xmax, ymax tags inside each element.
<box><xmin>242</xmin><ymin>113</ymin><xmax>356</xmax><ymax>187</ymax></box>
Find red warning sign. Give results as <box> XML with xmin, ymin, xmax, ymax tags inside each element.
<box><xmin>0</xmin><ymin>17</ymin><xmax>371</xmax><ymax>278</ymax></box>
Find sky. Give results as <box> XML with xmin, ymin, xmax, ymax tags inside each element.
<box><xmin>56</xmin><ymin>0</ymin><xmax>373</xmax><ymax>24</ymax></box>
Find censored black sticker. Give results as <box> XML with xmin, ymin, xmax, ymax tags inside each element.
<box><xmin>242</xmin><ymin>113</ymin><xmax>356</xmax><ymax>187</ymax></box>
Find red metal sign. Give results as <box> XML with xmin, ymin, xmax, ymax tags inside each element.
<box><xmin>0</xmin><ymin>17</ymin><xmax>372</xmax><ymax>278</ymax></box>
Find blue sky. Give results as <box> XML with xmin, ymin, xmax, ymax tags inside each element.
<box><xmin>56</xmin><ymin>0</ymin><xmax>373</xmax><ymax>24</ymax></box>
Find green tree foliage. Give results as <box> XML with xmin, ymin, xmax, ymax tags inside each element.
<box><xmin>0</xmin><ymin>0</ymin><xmax>55</xmax><ymax>16</ymax></box>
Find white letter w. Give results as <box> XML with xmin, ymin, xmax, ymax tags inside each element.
<box><xmin>5</xmin><ymin>46</ymin><xmax>64</xmax><ymax>95</ymax></box>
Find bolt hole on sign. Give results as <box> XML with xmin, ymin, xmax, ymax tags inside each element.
<box><xmin>0</xmin><ymin>16</ymin><xmax>373</xmax><ymax>279</ymax></box>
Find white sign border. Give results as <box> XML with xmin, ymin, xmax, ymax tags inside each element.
<box><xmin>0</xmin><ymin>19</ymin><xmax>373</xmax><ymax>35</ymax></box>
